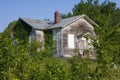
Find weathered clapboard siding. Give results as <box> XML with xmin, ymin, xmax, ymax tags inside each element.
<box><xmin>35</xmin><ymin>30</ymin><xmax>44</xmax><ymax>42</ymax></box>
<box><xmin>53</xmin><ymin>28</ymin><xmax>62</xmax><ymax>56</ymax></box>
<box><xmin>61</xmin><ymin>18</ymin><xmax>96</xmax><ymax>57</ymax></box>
<box><xmin>29</xmin><ymin>29</ymin><xmax>44</xmax><ymax>43</ymax></box>
<box><xmin>12</xmin><ymin>13</ymin><xmax>98</xmax><ymax>58</ymax></box>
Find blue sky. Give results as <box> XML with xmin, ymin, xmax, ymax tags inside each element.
<box><xmin>0</xmin><ymin>0</ymin><xmax>120</xmax><ymax>32</ymax></box>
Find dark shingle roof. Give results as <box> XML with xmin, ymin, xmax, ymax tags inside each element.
<box><xmin>19</xmin><ymin>17</ymin><xmax>49</xmax><ymax>30</ymax></box>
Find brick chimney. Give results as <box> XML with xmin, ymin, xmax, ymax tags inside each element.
<box><xmin>54</xmin><ymin>11</ymin><xmax>60</xmax><ymax>23</ymax></box>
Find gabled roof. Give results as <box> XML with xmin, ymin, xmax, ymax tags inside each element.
<box><xmin>19</xmin><ymin>17</ymin><xmax>49</xmax><ymax>30</ymax></box>
<box><xmin>49</xmin><ymin>15</ymin><xmax>83</xmax><ymax>29</ymax></box>
<box><xmin>18</xmin><ymin>14</ymin><xmax>98</xmax><ymax>30</ymax></box>
<box><xmin>48</xmin><ymin>14</ymin><xmax>98</xmax><ymax>29</ymax></box>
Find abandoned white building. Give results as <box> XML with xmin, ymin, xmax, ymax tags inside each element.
<box><xmin>12</xmin><ymin>11</ymin><xmax>98</xmax><ymax>58</ymax></box>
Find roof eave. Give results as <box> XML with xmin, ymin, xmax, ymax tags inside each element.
<box><xmin>82</xmin><ymin>15</ymin><xmax>99</xmax><ymax>27</ymax></box>
<box><xmin>19</xmin><ymin>17</ymin><xmax>35</xmax><ymax>29</ymax></box>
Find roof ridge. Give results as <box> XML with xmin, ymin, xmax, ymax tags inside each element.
<box><xmin>18</xmin><ymin>17</ymin><xmax>49</xmax><ymax>30</ymax></box>
<box><xmin>19</xmin><ymin>17</ymin><xmax>46</xmax><ymax>22</ymax></box>
<box><xmin>17</xmin><ymin>14</ymin><xmax>98</xmax><ymax>30</ymax></box>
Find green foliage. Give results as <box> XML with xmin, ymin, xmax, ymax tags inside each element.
<box><xmin>44</xmin><ymin>30</ymin><xmax>55</xmax><ymax>56</ymax></box>
<box><xmin>0</xmin><ymin>0</ymin><xmax>120</xmax><ymax>79</ymax></box>
<box><xmin>13</xmin><ymin>20</ymin><xmax>32</xmax><ymax>46</ymax></box>
<box><xmin>61</xmin><ymin>0</ymin><xmax>120</xmax><ymax>79</ymax></box>
<box><xmin>3</xmin><ymin>21</ymin><xmax>17</xmax><ymax>38</ymax></box>
<box><xmin>70</xmin><ymin>57</ymin><xmax>91</xmax><ymax>80</ymax></box>
<box><xmin>40</xmin><ymin>58</ymin><xmax>72</xmax><ymax>80</ymax></box>
<box><xmin>44</xmin><ymin>30</ymin><xmax>54</xmax><ymax>48</ymax></box>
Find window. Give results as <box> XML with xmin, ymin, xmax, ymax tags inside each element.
<box><xmin>79</xmin><ymin>37</ymin><xmax>88</xmax><ymax>49</ymax></box>
<box><xmin>68</xmin><ymin>34</ymin><xmax>75</xmax><ymax>49</ymax></box>
<box><xmin>29</xmin><ymin>30</ymin><xmax>36</xmax><ymax>42</ymax></box>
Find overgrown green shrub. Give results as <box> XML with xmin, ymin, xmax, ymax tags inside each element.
<box><xmin>13</xmin><ymin>20</ymin><xmax>32</xmax><ymax>46</ymax></box>
<box><xmin>44</xmin><ymin>30</ymin><xmax>55</xmax><ymax>56</ymax></box>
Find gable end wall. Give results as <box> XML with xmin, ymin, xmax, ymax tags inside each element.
<box><xmin>61</xmin><ymin>18</ymin><xmax>95</xmax><ymax>56</ymax></box>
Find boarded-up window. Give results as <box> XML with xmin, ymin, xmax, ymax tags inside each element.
<box><xmin>68</xmin><ymin>34</ymin><xmax>75</xmax><ymax>49</ymax></box>
<box><xmin>36</xmin><ymin>30</ymin><xmax>43</xmax><ymax>42</ymax></box>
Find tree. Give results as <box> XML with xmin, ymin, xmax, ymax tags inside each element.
<box><xmin>61</xmin><ymin>0</ymin><xmax>120</xmax><ymax>79</ymax></box>
<box><xmin>0</xmin><ymin>0</ymin><xmax>120</xmax><ymax>79</ymax></box>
